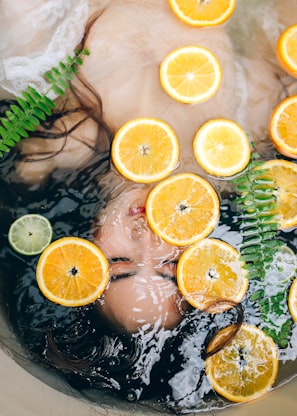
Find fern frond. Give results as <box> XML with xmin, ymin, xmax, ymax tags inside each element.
<box><xmin>0</xmin><ymin>48</ymin><xmax>89</xmax><ymax>157</ymax></box>
<box><xmin>232</xmin><ymin>150</ymin><xmax>294</xmax><ymax>347</ymax></box>
<box><xmin>45</xmin><ymin>48</ymin><xmax>90</xmax><ymax>96</ymax></box>
<box><xmin>232</xmin><ymin>155</ymin><xmax>281</xmax><ymax>281</ymax></box>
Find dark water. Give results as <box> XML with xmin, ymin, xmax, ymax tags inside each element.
<box><xmin>1</xmin><ymin>0</ymin><xmax>297</xmax><ymax>411</ymax></box>
<box><xmin>0</xmin><ymin>144</ymin><xmax>297</xmax><ymax>414</ymax></box>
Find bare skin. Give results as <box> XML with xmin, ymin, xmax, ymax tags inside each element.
<box><xmin>8</xmin><ymin>0</ymin><xmax>297</xmax><ymax>332</ymax></box>
<box><xmin>15</xmin><ymin>0</ymin><xmax>297</xmax><ymax>183</ymax></box>
<box><xmin>93</xmin><ymin>185</ymin><xmax>188</xmax><ymax>333</ymax></box>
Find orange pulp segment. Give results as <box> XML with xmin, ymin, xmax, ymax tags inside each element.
<box><xmin>205</xmin><ymin>324</ymin><xmax>279</xmax><ymax>403</ymax></box>
<box><xmin>111</xmin><ymin>117</ymin><xmax>180</xmax><ymax>183</ymax></box>
<box><xmin>145</xmin><ymin>172</ymin><xmax>220</xmax><ymax>247</ymax></box>
<box><xmin>193</xmin><ymin>118</ymin><xmax>251</xmax><ymax>177</ymax></box>
<box><xmin>36</xmin><ymin>236</ymin><xmax>109</xmax><ymax>307</ymax></box>
<box><xmin>159</xmin><ymin>45</ymin><xmax>222</xmax><ymax>104</ymax></box>
<box><xmin>168</xmin><ymin>0</ymin><xmax>236</xmax><ymax>27</ymax></box>
<box><xmin>177</xmin><ymin>238</ymin><xmax>248</xmax><ymax>313</ymax></box>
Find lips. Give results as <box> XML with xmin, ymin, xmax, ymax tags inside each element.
<box><xmin>129</xmin><ymin>206</ymin><xmax>146</xmax><ymax>216</ymax></box>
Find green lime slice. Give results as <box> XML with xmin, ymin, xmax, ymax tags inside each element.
<box><xmin>8</xmin><ymin>214</ymin><xmax>53</xmax><ymax>256</ymax></box>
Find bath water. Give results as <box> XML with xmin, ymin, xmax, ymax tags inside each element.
<box><xmin>0</xmin><ymin>0</ymin><xmax>297</xmax><ymax>414</ymax></box>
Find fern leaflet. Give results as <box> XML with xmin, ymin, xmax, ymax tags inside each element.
<box><xmin>0</xmin><ymin>48</ymin><xmax>90</xmax><ymax>156</ymax></box>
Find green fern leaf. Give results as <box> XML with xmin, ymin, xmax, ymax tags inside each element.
<box><xmin>51</xmin><ymin>85</ymin><xmax>67</xmax><ymax>96</ymax></box>
<box><xmin>22</xmin><ymin>91</ymin><xmax>37</xmax><ymax>107</ymax></box>
<box><xmin>27</xmin><ymin>86</ymin><xmax>42</xmax><ymax>100</ymax></box>
<box><xmin>232</xmin><ymin>150</ymin><xmax>294</xmax><ymax>348</ymax></box>
<box><xmin>36</xmin><ymin>96</ymin><xmax>56</xmax><ymax>116</ymax></box>
<box><xmin>0</xmin><ymin>143</ymin><xmax>10</xmax><ymax>152</ymax></box>
<box><xmin>31</xmin><ymin>107</ymin><xmax>47</xmax><ymax>121</ymax></box>
<box><xmin>16</xmin><ymin>97</ymin><xmax>29</xmax><ymax>111</ymax></box>
<box><xmin>1</xmin><ymin>118</ymin><xmax>14</xmax><ymax>131</ymax></box>
<box><xmin>0</xmin><ymin>48</ymin><xmax>89</xmax><ymax>156</ymax></box>
<box><xmin>45</xmin><ymin>48</ymin><xmax>89</xmax><ymax>97</ymax></box>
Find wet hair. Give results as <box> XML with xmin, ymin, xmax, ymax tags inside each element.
<box><xmin>45</xmin><ymin>302</ymin><xmax>243</xmax><ymax>405</ymax></box>
<box><xmin>1</xmin><ymin>7</ymin><xmax>246</xmax><ymax>410</ymax></box>
<box><xmin>11</xmin><ymin>265</ymin><xmax>243</xmax><ymax>406</ymax></box>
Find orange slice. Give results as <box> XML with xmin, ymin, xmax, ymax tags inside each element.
<box><xmin>168</xmin><ymin>0</ymin><xmax>236</xmax><ymax>27</ymax></box>
<box><xmin>205</xmin><ymin>324</ymin><xmax>279</xmax><ymax>403</ymax></box>
<box><xmin>269</xmin><ymin>95</ymin><xmax>297</xmax><ymax>158</ymax></box>
<box><xmin>276</xmin><ymin>24</ymin><xmax>297</xmax><ymax>78</ymax></box>
<box><xmin>177</xmin><ymin>238</ymin><xmax>248</xmax><ymax>313</ymax></box>
<box><xmin>288</xmin><ymin>278</ymin><xmax>297</xmax><ymax>322</ymax></box>
<box><xmin>159</xmin><ymin>45</ymin><xmax>222</xmax><ymax>104</ymax></box>
<box><xmin>259</xmin><ymin>159</ymin><xmax>297</xmax><ymax>229</ymax></box>
<box><xmin>111</xmin><ymin>118</ymin><xmax>180</xmax><ymax>183</ymax></box>
<box><xmin>36</xmin><ymin>237</ymin><xmax>109</xmax><ymax>307</ymax></box>
<box><xmin>193</xmin><ymin>118</ymin><xmax>251</xmax><ymax>177</ymax></box>
<box><xmin>145</xmin><ymin>172</ymin><xmax>220</xmax><ymax>247</ymax></box>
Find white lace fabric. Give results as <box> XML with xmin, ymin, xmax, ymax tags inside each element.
<box><xmin>0</xmin><ymin>0</ymin><xmax>89</xmax><ymax>98</ymax></box>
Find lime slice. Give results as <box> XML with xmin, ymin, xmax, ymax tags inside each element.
<box><xmin>8</xmin><ymin>214</ymin><xmax>53</xmax><ymax>256</ymax></box>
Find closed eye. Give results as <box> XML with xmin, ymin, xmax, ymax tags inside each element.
<box><xmin>159</xmin><ymin>273</ymin><xmax>177</xmax><ymax>282</ymax></box>
<box><xmin>157</xmin><ymin>259</ymin><xmax>178</xmax><ymax>281</ymax></box>
<box><xmin>108</xmin><ymin>257</ymin><xmax>135</xmax><ymax>280</ymax></box>
<box><xmin>109</xmin><ymin>257</ymin><xmax>132</xmax><ymax>264</ymax></box>
<box><xmin>160</xmin><ymin>259</ymin><xmax>178</xmax><ymax>266</ymax></box>
<box><xmin>110</xmin><ymin>271</ymin><xmax>136</xmax><ymax>280</ymax></box>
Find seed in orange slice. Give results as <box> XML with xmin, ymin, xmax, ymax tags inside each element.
<box><xmin>288</xmin><ymin>278</ymin><xmax>297</xmax><ymax>322</ymax></box>
<box><xmin>269</xmin><ymin>95</ymin><xmax>297</xmax><ymax>158</ymax></box>
<box><xmin>205</xmin><ymin>324</ymin><xmax>279</xmax><ymax>403</ymax></box>
<box><xmin>193</xmin><ymin>118</ymin><xmax>251</xmax><ymax>177</ymax></box>
<box><xmin>36</xmin><ymin>237</ymin><xmax>109</xmax><ymax>307</ymax></box>
<box><xmin>168</xmin><ymin>0</ymin><xmax>236</xmax><ymax>27</ymax></box>
<box><xmin>145</xmin><ymin>172</ymin><xmax>220</xmax><ymax>247</ymax></box>
<box><xmin>276</xmin><ymin>24</ymin><xmax>297</xmax><ymax>78</ymax></box>
<box><xmin>159</xmin><ymin>45</ymin><xmax>222</xmax><ymax>104</ymax></box>
<box><xmin>258</xmin><ymin>159</ymin><xmax>297</xmax><ymax>229</ymax></box>
<box><xmin>111</xmin><ymin>118</ymin><xmax>180</xmax><ymax>183</ymax></box>
<box><xmin>177</xmin><ymin>238</ymin><xmax>248</xmax><ymax>313</ymax></box>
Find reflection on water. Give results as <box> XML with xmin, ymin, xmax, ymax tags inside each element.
<box><xmin>0</xmin><ymin>0</ymin><xmax>297</xmax><ymax>414</ymax></box>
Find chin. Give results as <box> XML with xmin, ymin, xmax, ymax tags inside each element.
<box><xmin>96</xmin><ymin>289</ymin><xmax>189</xmax><ymax>334</ymax></box>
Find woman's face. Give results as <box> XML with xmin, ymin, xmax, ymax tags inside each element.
<box><xmin>94</xmin><ymin>186</ymin><xmax>188</xmax><ymax>333</ymax></box>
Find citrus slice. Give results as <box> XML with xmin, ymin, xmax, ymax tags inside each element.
<box><xmin>258</xmin><ymin>159</ymin><xmax>297</xmax><ymax>229</ymax></box>
<box><xmin>205</xmin><ymin>324</ymin><xmax>279</xmax><ymax>403</ymax></box>
<box><xmin>168</xmin><ymin>0</ymin><xmax>236</xmax><ymax>27</ymax></box>
<box><xmin>177</xmin><ymin>238</ymin><xmax>248</xmax><ymax>313</ymax></box>
<box><xmin>193</xmin><ymin>118</ymin><xmax>251</xmax><ymax>177</ymax></box>
<box><xmin>288</xmin><ymin>278</ymin><xmax>297</xmax><ymax>322</ymax></box>
<box><xmin>111</xmin><ymin>118</ymin><xmax>180</xmax><ymax>183</ymax></box>
<box><xmin>8</xmin><ymin>214</ymin><xmax>53</xmax><ymax>256</ymax></box>
<box><xmin>146</xmin><ymin>172</ymin><xmax>220</xmax><ymax>247</ymax></box>
<box><xmin>276</xmin><ymin>24</ymin><xmax>297</xmax><ymax>78</ymax></box>
<box><xmin>36</xmin><ymin>236</ymin><xmax>109</xmax><ymax>307</ymax></box>
<box><xmin>159</xmin><ymin>45</ymin><xmax>222</xmax><ymax>104</ymax></box>
<box><xmin>269</xmin><ymin>95</ymin><xmax>297</xmax><ymax>158</ymax></box>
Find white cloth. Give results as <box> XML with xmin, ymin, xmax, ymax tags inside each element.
<box><xmin>0</xmin><ymin>0</ymin><xmax>89</xmax><ymax>98</ymax></box>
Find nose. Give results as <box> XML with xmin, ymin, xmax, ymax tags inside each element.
<box><xmin>130</xmin><ymin>214</ymin><xmax>163</xmax><ymax>250</ymax></box>
<box><xmin>131</xmin><ymin>215</ymin><xmax>149</xmax><ymax>240</ymax></box>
